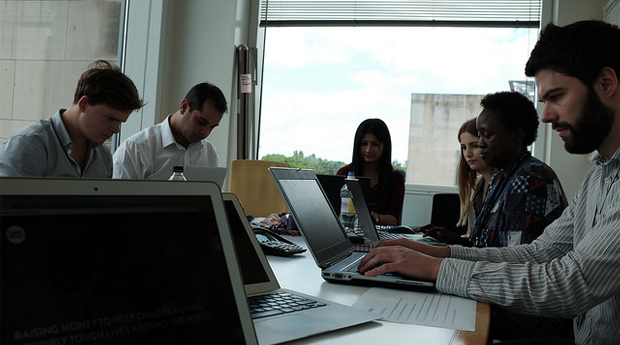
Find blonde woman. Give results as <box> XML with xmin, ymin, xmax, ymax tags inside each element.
<box><xmin>417</xmin><ymin>118</ymin><xmax>496</xmax><ymax>245</ymax></box>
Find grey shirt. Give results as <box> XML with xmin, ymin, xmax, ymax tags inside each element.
<box><xmin>437</xmin><ymin>147</ymin><xmax>620</xmax><ymax>345</ymax></box>
<box><xmin>0</xmin><ymin>110</ymin><xmax>112</xmax><ymax>177</ymax></box>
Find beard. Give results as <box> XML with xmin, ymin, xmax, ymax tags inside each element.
<box><xmin>555</xmin><ymin>87</ymin><xmax>615</xmax><ymax>154</ymax></box>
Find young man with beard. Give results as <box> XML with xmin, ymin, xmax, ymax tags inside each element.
<box><xmin>358</xmin><ymin>20</ymin><xmax>620</xmax><ymax>345</ymax></box>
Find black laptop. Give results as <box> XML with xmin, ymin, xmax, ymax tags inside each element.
<box><xmin>222</xmin><ymin>193</ymin><xmax>377</xmax><ymax>344</ymax></box>
<box><xmin>269</xmin><ymin>167</ymin><xmax>435</xmax><ymax>291</ymax></box>
<box><xmin>0</xmin><ymin>177</ymin><xmax>258</xmax><ymax>345</ymax></box>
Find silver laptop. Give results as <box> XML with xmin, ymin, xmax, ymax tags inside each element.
<box><xmin>268</xmin><ymin>167</ymin><xmax>435</xmax><ymax>291</ymax></box>
<box><xmin>0</xmin><ymin>177</ymin><xmax>257</xmax><ymax>345</ymax></box>
<box><xmin>345</xmin><ymin>178</ymin><xmax>444</xmax><ymax>247</ymax></box>
<box><xmin>222</xmin><ymin>193</ymin><xmax>378</xmax><ymax>345</ymax></box>
<box><xmin>183</xmin><ymin>165</ymin><xmax>227</xmax><ymax>188</ymax></box>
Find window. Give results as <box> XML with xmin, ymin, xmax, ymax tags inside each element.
<box><xmin>0</xmin><ymin>0</ymin><xmax>124</xmax><ymax>144</ymax></box>
<box><xmin>257</xmin><ymin>0</ymin><xmax>540</xmax><ymax>186</ymax></box>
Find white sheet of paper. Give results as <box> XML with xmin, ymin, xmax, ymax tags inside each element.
<box><xmin>240</xmin><ymin>74</ymin><xmax>252</xmax><ymax>93</ymax></box>
<box><xmin>352</xmin><ymin>287</ymin><xmax>476</xmax><ymax>331</ymax></box>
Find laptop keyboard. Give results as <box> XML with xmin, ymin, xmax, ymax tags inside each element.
<box><xmin>249</xmin><ymin>291</ymin><xmax>326</xmax><ymax>319</ymax></box>
<box><xmin>377</xmin><ymin>231</ymin><xmax>407</xmax><ymax>239</ymax></box>
<box><xmin>353</xmin><ymin>242</ymin><xmax>377</xmax><ymax>252</ymax></box>
<box><xmin>347</xmin><ymin>227</ymin><xmax>364</xmax><ymax>236</ymax></box>
<box><xmin>341</xmin><ymin>256</ymin><xmax>364</xmax><ymax>273</ymax></box>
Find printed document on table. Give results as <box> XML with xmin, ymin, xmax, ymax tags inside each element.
<box><xmin>352</xmin><ymin>287</ymin><xmax>476</xmax><ymax>331</ymax></box>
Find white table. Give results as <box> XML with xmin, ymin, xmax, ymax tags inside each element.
<box><xmin>266</xmin><ymin>236</ymin><xmax>489</xmax><ymax>345</ymax></box>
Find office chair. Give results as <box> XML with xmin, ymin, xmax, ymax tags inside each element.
<box><xmin>430</xmin><ymin>193</ymin><xmax>465</xmax><ymax>235</ymax></box>
<box><xmin>228</xmin><ymin>159</ymin><xmax>290</xmax><ymax>218</ymax></box>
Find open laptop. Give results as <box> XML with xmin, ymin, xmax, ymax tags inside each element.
<box><xmin>316</xmin><ymin>174</ymin><xmax>372</xmax><ymax>215</ymax></box>
<box><xmin>268</xmin><ymin>167</ymin><xmax>435</xmax><ymax>291</ymax></box>
<box><xmin>317</xmin><ymin>174</ymin><xmax>372</xmax><ymax>242</ymax></box>
<box><xmin>221</xmin><ymin>193</ymin><xmax>378</xmax><ymax>345</ymax></box>
<box><xmin>345</xmin><ymin>178</ymin><xmax>445</xmax><ymax>247</ymax></box>
<box><xmin>0</xmin><ymin>177</ymin><xmax>257</xmax><ymax>345</ymax></box>
<box><xmin>183</xmin><ymin>165</ymin><xmax>227</xmax><ymax>188</ymax></box>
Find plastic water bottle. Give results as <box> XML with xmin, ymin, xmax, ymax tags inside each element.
<box><xmin>168</xmin><ymin>165</ymin><xmax>187</xmax><ymax>181</ymax></box>
<box><xmin>339</xmin><ymin>171</ymin><xmax>358</xmax><ymax>233</ymax></box>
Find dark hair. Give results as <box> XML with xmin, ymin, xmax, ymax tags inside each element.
<box><xmin>185</xmin><ymin>82</ymin><xmax>228</xmax><ymax>114</ymax></box>
<box><xmin>525</xmin><ymin>20</ymin><xmax>620</xmax><ymax>86</ymax></box>
<box><xmin>480</xmin><ymin>91</ymin><xmax>539</xmax><ymax>147</ymax></box>
<box><xmin>351</xmin><ymin>118</ymin><xmax>394</xmax><ymax>193</ymax></box>
<box><xmin>73</xmin><ymin>60</ymin><xmax>144</xmax><ymax>111</ymax></box>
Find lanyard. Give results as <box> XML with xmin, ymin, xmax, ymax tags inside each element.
<box><xmin>470</xmin><ymin>153</ymin><xmax>529</xmax><ymax>247</ymax></box>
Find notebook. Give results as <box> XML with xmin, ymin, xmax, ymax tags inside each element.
<box><xmin>345</xmin><ymin>178</ymin><xmax>445</xmax><ymax>247</ymax></box>
<box><xmin>268</xmin><ymin>167</ymin><xmax>435</xmax><ymax>291</ymax></box>
<box><xmin>0</xmin><ymin>177</ymin><xmax>257</xmax><ymax>345</ymax></box>
<box><xmin>183</xmin><ymin>165</ymin><xmax>227</xmax><ymax>188</ymax></box>
<box><xmin>221</xmin><ymin>193</ymin><xmax>378</xmax><ymax>345</ymax></box>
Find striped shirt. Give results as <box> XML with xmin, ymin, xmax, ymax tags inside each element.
<box><xmin>437</xmin><ymin>148</ymin><xmax>620</xmax><ymax>345</ymax></box>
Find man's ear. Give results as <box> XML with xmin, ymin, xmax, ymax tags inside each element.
<box><xmin>77</xmin><ymin>95</ymin><xmax>89</xmax><ymax>112</ymax></box>
<box><xmin>599</xmin><ymin>66</ymin><xmax>618</xmax><ymax>99</ymax></box>
<box><xmin>179</xmin><ymin>98</ymin><xmax>190</xmax><ymax>115</ymax></box>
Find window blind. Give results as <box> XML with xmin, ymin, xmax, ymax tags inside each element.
<box><xmin>260</xmin><ymin>0</ymin><xmax>541</xmax><ymax>28</ymax></box>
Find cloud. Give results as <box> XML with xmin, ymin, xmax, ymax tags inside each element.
<box><xmin>259</xmin><ymin>26</ymin><xmax>538</xmax><ymax>163</ymax></box>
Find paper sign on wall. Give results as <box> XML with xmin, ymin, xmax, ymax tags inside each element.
<box><xmin>240</xmin><ymin>74</ymin><xmax>252</xmax><ymax>93</ymax></box>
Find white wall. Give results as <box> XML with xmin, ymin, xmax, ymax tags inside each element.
<box><xmin>123</xmin><ymin>0</ymin><xmax>254</xmax><ymax>173</ymax></box>
<box><xmin>607</xmin><ymin>0</ymin><xmax>620</xmax><ymax>23</ymax></box>
<box><xmin>533</xmin><ymin>0</ymin><xmax>609</xmax><ymax>204</ymax></box>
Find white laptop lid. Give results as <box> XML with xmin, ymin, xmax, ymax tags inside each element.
<box><xmin>0</xmin><ymin>177</ymin><xmax>257</xmax><ymax>345</ymax></box>
<box><xmin>183</xmin><ymin>165</ymin><xmax>227</xmax><ymax>188</ymax></box>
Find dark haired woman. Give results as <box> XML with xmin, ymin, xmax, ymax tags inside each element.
<box><xmin>337</xmin><ymin>118</ymin><xmax>405</xmax><ymax>225</ymax></box>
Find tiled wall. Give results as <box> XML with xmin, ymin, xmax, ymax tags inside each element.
<box><xmin>0</xmin><ymin>0</ymin><xmax>121</xmax><ymax>142</ymax></box>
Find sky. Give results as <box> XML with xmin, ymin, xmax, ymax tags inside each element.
<box><xmin>258</xmin><ymin>26</ymin><xmax>538</xmax><ymax>165</ymax></box>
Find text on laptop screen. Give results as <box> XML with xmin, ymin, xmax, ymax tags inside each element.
<box><xmin>1</xmin><ymin>194</ymin><xmax>248</xmax><ymax>345</ymax></box>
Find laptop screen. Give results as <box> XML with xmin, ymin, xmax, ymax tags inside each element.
<box><xmin>317</xmin><ymin>174</ymin><xmax>372</xmax><ymax>216</ymax></box>
<box><xmin>1</xmin><ymin>179</ymin><xmax>255</xmax><ymax>345</ymax></box>
<box><xmin>224</xmin><ymin>198</ymin><xmax>271</xmax><ymax>286</ymax></box>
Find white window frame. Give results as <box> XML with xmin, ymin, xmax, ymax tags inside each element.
<box><xmin>113</xmin><ymin>0</ymin><xmax>167</xmax><ymax>150</ymax></box>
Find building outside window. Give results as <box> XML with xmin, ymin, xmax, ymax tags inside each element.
<box><xmin>257</xmin><ymin>1</ymin><xmax>540</xmax><ymax>187</ymax></box>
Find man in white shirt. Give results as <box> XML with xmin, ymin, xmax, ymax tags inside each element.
<box><xmin>113</xmin><ymin>82</ymin><xmax>227</xmax><ymax>180</ymax></box>
<box><xmin>359</xmin><ymin>20</ymin><xmax>620</xmax><ymax>345</ymax></box>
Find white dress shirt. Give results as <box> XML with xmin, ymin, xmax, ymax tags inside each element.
<box><xmin>112</xmin><ymin>115</ymin><xmax>219</xmax><ymax>180</ymax></box>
